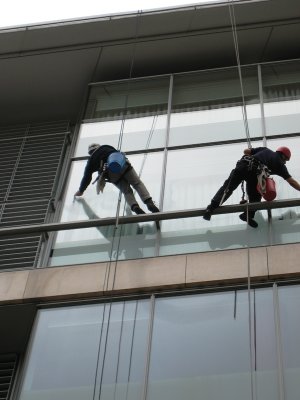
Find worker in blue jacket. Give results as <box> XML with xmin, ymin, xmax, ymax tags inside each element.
<box><xmin>74</xmin><ymin>143</ymin><xmax>159</xmax><ymax>215</ymax></box>
<box><xmin>203</xmin><ymin>146</ymin><xmax>300</xmax><ymax>227</ymax></box>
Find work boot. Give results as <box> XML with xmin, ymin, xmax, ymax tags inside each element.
<box><xmin>131</xmin><ymin>204</ymin><xmax>145</xmax><ymax>215</ymax></box>
<box><xmin>203</xmin><ymin>207</ymin><xmax>213</xmax><ymax>221</ymax></box>
<box><xmin>239</xmin><ymin>212</ymin><xmax>258</xmax><ymax>228</ymax></box>
<box><xmin>145</xmin><ymin>198</ymin><xmax>160</xmax><ymax>213</ymax></box>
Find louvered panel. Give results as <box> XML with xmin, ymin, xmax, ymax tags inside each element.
<box><xmin>0</xmin><ymin>354</ymin><xmax>17</xmax><ymax>400</ymax></box>
<box><xmin>0</xmin><ymin>138</ymin><xmax>23</xmax><ymax>202</ymax></box>
<box><xmin>28</xmin><ymin>121</ymin><xmax>69</xmax><ymax>135</ymax></box>
<box><xmin>0</xmin><ymin>125</ymin><xmax>27</xmax><ymax>139</ymax></box>
<box><xmin>1</xmin><ymin>200</ymin><xmax>49</xmax><ymax>227</ymax></box>
<box><xmin>0</xmin><ymin>121</ymin><xmax>70</xmax><ymax>270</ymax></box>
<box><xmin>7</xmin><ymin>134</ymin><xmax>65</xmax><ymax>203</ymax></box>
<box><xmin>0</xmin><ymin>235</ymin><xmax>42</xmax><ymax>270</ymax></box>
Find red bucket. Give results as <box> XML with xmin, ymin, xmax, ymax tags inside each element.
<box><xmin>257</xmin><ymin>177</ymin><xmax>276</xmax><ymax>201</ymax></box>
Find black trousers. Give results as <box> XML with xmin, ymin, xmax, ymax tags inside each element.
<box><xmin>209</xmin><ymin>159</ymin><xmax>262</xmax><ymax>218</ymax></box>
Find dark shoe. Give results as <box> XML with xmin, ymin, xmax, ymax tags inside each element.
<box><xmin>203</xmin><ymin>207</ymin><xmax>213</xmax><ymax>221</ymax></box>
<box><xmin>131</xmin><ymin>204</ymin><xmax>145</xmax><ymax>215</ymax></box>
<box><xmin>145</xmin><ymin>198</ymin><xmax>160</xmax><ymax>213</ymax></box>
<box><xmin>239</xmin><ymin>212</ymin><xmax>258</xmax><ymax>228</ymax></box>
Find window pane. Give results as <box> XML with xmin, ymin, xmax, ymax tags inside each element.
<box><xmin>169</xmin><ymin>67</ymin><xmax>261</xmax><ymax>147</ymax></box>
<box><xmin>80</xmin><ymin>78</ymin><xmax>170</xmax><ymax>153</ymax></box>
<box><xmin>160</xmin><ymin>142</ymin><xmax>269</xmax><ymax>256</ymax></box>
<box><xmin>18</xmin><ymin>300</ymin><xmax>150</xmax><ymax>400</ymax></box>
<box><xmin>148</xmin><ymin>288</ymin><xmax>277</xmax><ymax>400</ymax></box>
<box><xmin>278</xmin><ymin>285</ymin><xmax>300</xmax><ymax>400</ymax></box>
<box><xmin>267</xmin><ymin>137</ymin><xmax>300</xmax><ymax>246</ymax></box>
<box><xmin>262</xmin><ymin>61</ymin><xmax>300</xmax><ymax>136</ymax></box>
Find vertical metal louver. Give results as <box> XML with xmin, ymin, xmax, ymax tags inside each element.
<box><xmin>0</xmin><ymin>354</ymin><xmax>17</xmax><ymax>400</ymax></box>
<box><xmin>0</xmin><ymin>121</ymin><xmax>70</xmax><ymax>270</ymax></box>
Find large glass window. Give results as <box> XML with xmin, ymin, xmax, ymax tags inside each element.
<box><xmin>147</xmin><ymin>288</ymin><xmax>278</xmax><ymax>400</ymax></box>
<box><xmin>169</xmin><ymin>66</ymin><xmax>261</xmax><ymax>147</ymax></box>
<box><xmin>278</xmin><ymin>285</ymin><xmax>300</xmax><ymax>400</ymax></box>
<box><xmin>160</xmin><ymin>141</ymin><xmax>269</xmax><ymax>255</ymax></box>
<box><xmin>79</xmin><ymin>77</ymin><xmax>170</xmax><ymax>154</ymax></box>
<box><xmin>21</xmin><ymin>286</ymin><xmax>300</xmax><ymax>400</ymax></box>
<box><xmin>50</xmin><ymin>59</ymin><xmax>300</xmax><ymax>266</ymax></box>
<box><xmin>18</xmin><ymin>299</ymin><xmax>150</xmax><ymax>400</ymax></box>
<box><xmin>266</xmin><ymin>137</ymin><xmax>300</xmax><ymax>246</ymax></box>
<box><xmin>262</xmin><ymin>61</ymin><xmax>300</xmax><ymax>136</ymax></box>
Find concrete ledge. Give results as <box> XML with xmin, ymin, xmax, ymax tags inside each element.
<box><xmin>186</xmin><ymin>247</ymin><xmax>268</xmax><ymax>286</ymax></box>
<box><xmin>268</xmin><ymin>243</ymin><xmax>300</xmax><ymax>278</ymax></box>
<box><xmin>0</xmin><ymin>270</ymin><xmax>30</xmax><ymax>304</ymax></box>
<box><xmin>107</xmin><ymin>255</ymin><xmax>187</xmax><ymax>293</ymax></box>
<box><xmin>23</xmin><ymin>263</ymin><xmax>108</xmax><ymax>301</ymax></box>
<box><xmin>1</xmin><ymin>243</ymin><xmax>300</xmax><ymax>305</ymax></box>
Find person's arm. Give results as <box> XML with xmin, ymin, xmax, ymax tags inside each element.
<box><xmin>74</xmin><ymin>162</ymin><xmax>93</xmax><ymax>196</ymax></box>
<box><xmin>286</xmin><ymin>177</ymin><xmax>300</xmax><ymax>191</ymax></box>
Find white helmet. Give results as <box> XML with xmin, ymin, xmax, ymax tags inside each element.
<box><xmin>88</xmin><ymin>143</ymin><xmax>100</xmax><ymax>155</ymax></box>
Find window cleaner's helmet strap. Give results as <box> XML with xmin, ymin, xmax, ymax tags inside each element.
<box><xmin>88</xmin><ymin>143</ymin><xmax>100</xmax><ymax>155</ymax></box>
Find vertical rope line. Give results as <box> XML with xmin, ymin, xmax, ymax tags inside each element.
<box><xmin>125</xmin><ymin>300</ymin><xmax>139</xmax><ymax>400</ymax></box>
<box><xmin>117</xmin><ymin>10</ymin><xmax>142</xmax><ymax>151</ymax></box>
<box><xmin>94</xmin><ymin>11</ymin><xmax>143</xmax><ymax>400</ymax></box>
<box><xmin>273</xmin><ymin>283</ymin><xmax>286</xmax><ymax>400</ymax></box>
<box><xmin>228</xmin><ymin>0</ymin><xmax>251</xmax><ymax>148</ymax></box>
<box><xmin>92</xmin><ymin>305</ymin><xmax>107</xmax><ymax>400</ymax></box>
<box><xmin>113</xmin><ymin>301</ymin><xmax>126</xmax><ymax>400</ymax></box>
<box><xmin>228</xmin><ymin>1</ymin><xmax>255</xmax><ymax>398</ymax></box>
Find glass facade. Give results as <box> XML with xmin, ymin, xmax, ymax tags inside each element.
<box><xmin>18</xmin><ymin>285</ymin><xmax>300</xmax><ymax>400</ymax></box>
<box><xmin>50</xmin><ymin>59</ymin><xmax>300</xmax><ymax>266</ymax></box>
<box><xmin>18</xmin><ymin>299</ymin><xmax>150</xmax><ymax>400</ymax></box>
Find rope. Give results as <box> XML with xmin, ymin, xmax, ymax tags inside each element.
<box><xmin>228</xmin><ymin>2</ymin><xmax>255</xmax><ymax>399</ymax></box>
<box><xmin>228</xmin><ymin>0</ymin><xmax>251</xmax><ymax>149</ymax></box>
<box><xmin>93</xmin><ymin>11</ymin><xmax>143</xmax><ymax>400</ymax></box>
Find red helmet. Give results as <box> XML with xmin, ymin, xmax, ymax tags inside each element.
<box><xmin>276</xmin><ymin>146</ymin><xmax>291</xmax><ymax>161</ymax></box>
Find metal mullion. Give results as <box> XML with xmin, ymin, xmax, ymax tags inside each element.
<box><xmin>257</xmin><ymin>64</ymin><xmax>267</xmax><ymax>145</ymax></box>
<box><xmin>273</xmin><ymin>283</ymin><xmax>285</xmax><ymax>400</ymax></box>
<box><xmin>156</xmin><ymin>74</ymin><xmax>174</xmax><ymax>256</ymax></box>
<box><xmin>141</xmin><ymin>294</ymin><xmax>155</xmax><ymax>400</ymax></box>
<box><xmin>50</xmin><ymin>131</ymin><xmax>71</xmax><ymax>199</ymax></box>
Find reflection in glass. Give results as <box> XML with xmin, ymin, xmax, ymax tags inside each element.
<box><xmin>169</xmin><ymin>67</ymin><xmax>261</xmax><ymax>147</ymax></box>
<box><xmin>76</xmin><ymin>114</ymin><xmax>167</xmax><ymax>156</ymax></box>
<box><xmin>278</xmin><ymin>285</ymin><xmax>300</xmax><ymax>400</ymax></box>
<box><xmin>148</xmin><ymin>289</ymin><xmax>277</xmax><ymax>400</ymax></box>
<box><xmin>160</xmin><ymin>142</ymin><xmax>268</xmax><ymax>255</ymax></box>
<box><xmin>81</xmin><ymin>78</ymin><xmax>170</xmax><ymax>153</ymax></box>
<box><xmin>262</xmin><ymin>61</ymin><xmax>300</xmax><ymax>136</ymax></box>
<box><xmin>18</xmin><ymin>300</ymin><xmax>150</xmax><ymax>400</ymax></box>
<box><xmin>51</xmin><ymin>153</ymin><xmax>163</xmax><ymax>265</ymax></box>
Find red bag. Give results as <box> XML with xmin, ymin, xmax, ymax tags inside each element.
<box><xmin>257</xmin><ymin>177</ymin><xmax>276</xmax><ymax>201</ymax></box>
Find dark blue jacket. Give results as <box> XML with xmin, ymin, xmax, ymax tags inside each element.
<box><xmin>79</xmin><ymin>145</ymin><xmax>116</xmax><ymax>193</ymax></box>
<box><xmin>251</xmin><ymin>147</ymin><xmax>291</xmax><ymax>180</ymax></box>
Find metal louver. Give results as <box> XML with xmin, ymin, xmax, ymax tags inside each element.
<box><xmin>0</xmin><ymin>121</ymin><xmax>70</xmax><ymax>270</ymax></box>
<box><xmin>0</xmin><ymin>354</ymin><xmax>17</xmax><ymax>400</ymax></box>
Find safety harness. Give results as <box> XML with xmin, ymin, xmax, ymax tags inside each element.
<box><xmin>240</xmin><ymin>155</ymin><xmax>276</xmax><ymax>202</ymax></box>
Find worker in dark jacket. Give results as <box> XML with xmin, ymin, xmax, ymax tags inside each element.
<box><xmin>203</xmin><ymin>146</ymin><xmax>300</xmax><ymax>227</ymax></box>
<box><xmin>74</xmin><ymin>143</ymin><xmax>159</xmax><ymax>215</ymax></box>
